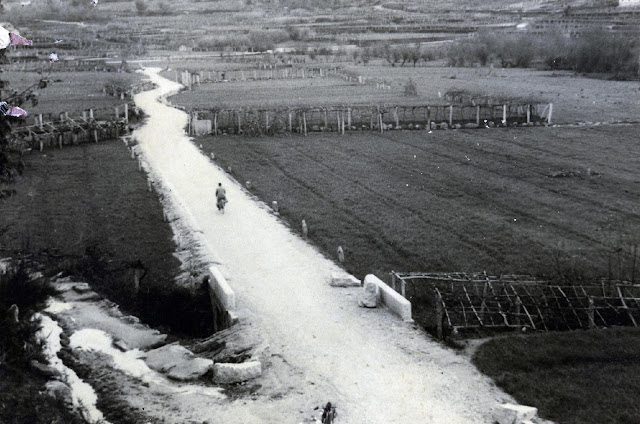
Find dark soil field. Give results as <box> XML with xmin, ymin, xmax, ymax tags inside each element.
<box><xmin>200</xmin><ymin>124</ymin><xmax>640</xmax><ymax>292</ymax></box>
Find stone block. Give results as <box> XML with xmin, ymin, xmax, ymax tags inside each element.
<box><xmin>145</xmin><ymin>343</ymin><xmax>213</xmax><ymax>381</ymax></box>
<box><xmin>494</xmin><ymin>403</ymin><xmax>538</xmax><ymax>424</ymax></box>
<box><xmin>358</xmin><ymin>280</ymin><xmax>379</xmax><ymax>308</ymax></box>
<box><xmin>213</xmin><ymin>361</ymin><xmax>262</xmax><ymax>384</ymax></box>
<box><xmin>329</xmin><ymin>273</ymin><xmax>361</xmax><ymax>287</ymax></box>
<box><xmin>364</xmin><ymin>275</ymin><xmax>412</xmax><ymax>322</ymax></box>
<box><xmin>208</xmin><ymin>266</ymin><xmax>236</xmax><ymax>311</ymax></box>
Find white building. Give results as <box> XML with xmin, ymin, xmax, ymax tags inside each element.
<box><xmin>619</xmin><ymin>0</ymin><xmax>640</xmax><ymax>7</ymax></box>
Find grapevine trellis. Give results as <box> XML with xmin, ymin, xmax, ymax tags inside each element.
<box><xmin>391</xmin><ymin>272</ymin><xmax>640</xmax><ymax>339</ymax></box>
<box><xmin>189</xmin><ymin>102</ymin><xmax>552</xmax><ymax>137</ymax></box>
<box><xmin>8</xmin><ymin>103</ymin><xmax>137</xmax><ymax>153</ymax></box>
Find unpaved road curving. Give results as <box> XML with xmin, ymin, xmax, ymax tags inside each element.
<box><xmin>129</xmin><ymin>68</ymin><xmax>515</xmax><ymax>423</ymax></box>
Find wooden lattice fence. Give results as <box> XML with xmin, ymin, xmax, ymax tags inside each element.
<box><xmin>391</xmin><ymin>272</ymin><xmax>640</xmax><ymax>339</ymax></box>
<box><xmin>189</xmin><ymin>102</ymin><xmax>551</xmax><ymax>137</ymax></box>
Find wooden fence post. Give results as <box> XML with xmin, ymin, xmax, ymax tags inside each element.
<box><xmin>394</xmin><ymin>106</ymin><xmax>399</xmax><ymax>128</ymax></box>
<box><xmin>288</xmin><ymin>111</ymin><xmax>292</xmax><ymax>133</ymax></box>
<box><xmin>548</xmin><ymin>103</ymin><xmax>553</xmax><ymax>124</ymax></box>
<box><xmin>476</xmin><ymin>105</ymin><xmax>481</xmax><ymax>127</ymax></box>
<box><xmin>347</xmin><ymin>108</ymin><xmax>352</xmax><ymax>128</ymax></box>
<box><xmin>324</xmin><ymin>109</ymin><xmax>328</xmax><ymax>129</ymax></box>
<box><xmin>265</xmin><ymin>111</ymin><xmax>269</xmax><ymax>132</ymax></box>
<box><xmin>503</xmin><ymin>104</ymin><xmax>507</xmax><ymax>125</ymax></box>
<box><xmin>588</xmin><ymin>297</ymin><xmax>595</xmax><ymax>328</ymax></box>
<box><xmin>124</xmin><ymin>104</ymin><xmax>128</xmax><ymax>123</ymax></box>
<box><xmin>449</xmin><ymin>105</ymin><xmax>453</xmax><ymax>127</ymax></box>
<box><xmin>213</xmin><ymin>112</ymin><xmax>218</xmax><ymax>135</ymax></box>
<box><xmin>436</xmin><ymin>292</ymin><xmax>444</xmax><ymax>339</ymax></box>
<box><xmin>527</xmin><ymin>104</ymin><xmax>531</xmax><ymax>124</ymax></box>
<box><xmin>303</xmin><ymin>111</ymin><xmax>307</xmax><ymax>136</ymax></box>
<box><xmin>427</xmin><ymin>106</ymin><xmax>431</xmax><ymax>129</ymax></box>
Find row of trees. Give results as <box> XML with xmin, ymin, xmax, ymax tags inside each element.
<box><xmin>446</xmin><ymin>29</ymin><xmax>639</xmax><ymax>78</ymax></box>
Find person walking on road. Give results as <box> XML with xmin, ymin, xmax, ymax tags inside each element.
<box><xmin>216</xmin><ymin>182</ymin><xmax>227</xmax><ymax>213</ymax></box>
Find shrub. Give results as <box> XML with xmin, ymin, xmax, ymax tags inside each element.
<box><xmin>404</xmin><ymin>78</ymin><xmax>418</xmax><ymax>96</ymax></box>
<box><xmin>0</xmin><ymin>263</ymin><xmax>57</xmax><ymax>368</ymax></box>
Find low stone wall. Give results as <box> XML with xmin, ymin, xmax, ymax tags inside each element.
<box><xmin>364</xmin><ymin>275</ymin><xmax>413</xmax><ymax>322</ymax></box>
<box><xmin>206</xmin><ymin>266</ymin><xmax>238</xmax><ymax>332</ymax></box>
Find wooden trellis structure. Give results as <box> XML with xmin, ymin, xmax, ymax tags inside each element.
<box><xmin>391</xmin><ymin>272</ymin><xmax>640</xmax><ymax>339</ymax></box>
<box><xmin>8</xmin><ymin>104</ymin><xmax>137</xmax><ymax>153</ymax></box>
<box><xmin>189</xmin><ymin>102</ymin><xmax>551</xmax><ymax>137</ymax></box>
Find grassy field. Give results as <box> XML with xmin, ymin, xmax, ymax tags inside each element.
<box><xmin>2</xmin><ymin>71</ymin><xmax>142</xmax><ymax>122</ymax></box>
<box><xmin>473</xmin><ymin>328</ymin><xmax>640</xmax><ymax>424</ymax></box>
<box><xmin>199</xmin><ymin>125</ymin><xmax>640</xmax><ymax>297</ymax></box>
<box><xmin>170</xmin><ymin>77</ymin><xmax>413</xmax><ymax>109</ymax></box>
<box><xmin>0</xmin><ymin>140</ymin><xmax>214</xmax><ymax>336</ymax></box>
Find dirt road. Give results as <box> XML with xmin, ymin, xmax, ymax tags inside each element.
<box><xmin>130</xmin><ymin>68</ymin><xmax>514</xmax><ymax>423</ymax></box>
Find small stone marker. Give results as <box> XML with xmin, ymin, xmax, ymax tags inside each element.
<box><xmin>358</xmin><ymin>280</ymin><xmax>379</xmax><ymax>308</ymax></box>
<box><xmin>301</xmin><ymin>219</ymin><xmax>308</xmax><ymax>237</ymax></box>
<box><xmin>210</xmin><ymin>152</ymin><xmax>215</xmax><ymax>160</ymax></box>
<box><xmin>7</xmin><ymin>304</ymin><xmax>18</xmax><ymax>323</ymax></box>
<box><xmin>337</xmin><ymin>246</ymin><xmax>344</xmax><ymax>263</ymax></box>
<box><xmin>272</xmin><ymin>201</ymin><xmax>279</xmax><ymax>214</ymax></box>
<box><xmin>246</xmin><ymin>181</ymin><xmax>251</xmax><ymax>189</ymax></box>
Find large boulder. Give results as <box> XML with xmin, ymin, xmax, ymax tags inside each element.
<box><xmin>213</xmin><ymin>361</ymin><xmax>262</xmax><ymax>384</ymax></box>
<box><xmin>358</xmin><ymin>280</ymin><xmax>379</xmax><ymax>308</ymax></box>
<box><xmin>144</xmin><ymin>343</ymin><xmax>213</xmax><ymax>381</ymax></box>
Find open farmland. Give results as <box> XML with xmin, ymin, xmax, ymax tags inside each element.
<box><xmin>340</xmin><ymin>63</ymin><xmax>640</xmax><ymax>123</ymax></box>
<box><xmin>170</xmin><ymin>62</ymin><xmax>640</xmax><ymax>124</ymax></box>
<box><xmin>200</xmin><ymin>125</ymin><xmax>640</xmax><ymax>310</ymax></box>
<box><xmin>3</xmin><ymin>71</ymin><xmax>141</xmax><ymax>120</ymax></box>
<box><xmin>170</xmin><ymin>77</ymin><xmax>416</xmax><ymax>109</ymax></box>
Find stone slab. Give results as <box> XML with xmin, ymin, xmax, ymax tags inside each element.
<box><xmin>329</xmin><ymin>273</ymin><xmax>361</xmax><ymax>287</ymax></box>
<box><xmin>208</xmin><ymin>266</ymin><xmax>236</xmax><ymax>312</ymax></box>
<box><xmin>364</xmin><ymin>275</ymin><xmax>412</xmax><ymax>322</ymax></box>
<box><xmin>494</xmin><ymin>403</ymin><xmax>538</xmax><ymax>424</ymax></box>
<box><xmin>213</xmin><ymin>361</ymin><xmax>262</xmax><ymax>384</ymax></box>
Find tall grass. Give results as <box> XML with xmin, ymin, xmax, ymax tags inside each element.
<box><xmin>473</xmin><ymin>328</ymin><xmax>640</xmax><ymax>424</ymax></box>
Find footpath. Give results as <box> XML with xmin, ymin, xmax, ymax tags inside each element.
<box><xmin>127</xmin><ymin>68</ymin><xmax>514</xmax><ymax>423</ymax></box>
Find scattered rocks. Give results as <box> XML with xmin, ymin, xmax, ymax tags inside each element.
<box><xmin>213</xmin><ymin>361</ymin><xmax>262</xmax><ymax>384</ymax></box>
<box><xmin>144</xmin><ymin>343</ymin><xmax>213</xmax><ymax>381</ymax></box>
